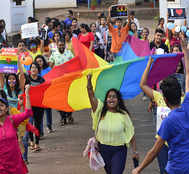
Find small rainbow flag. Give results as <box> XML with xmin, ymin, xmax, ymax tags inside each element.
<box><xmin>0</xmin><ymin>48</ymin><xmax>18</xmax><ymax>73</ymax></box>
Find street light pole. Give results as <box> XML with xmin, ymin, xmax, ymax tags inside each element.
<box><xmin>33</xmin><ymin>0</ymin><xmax>35</xmax><ymax>18</ymax></box>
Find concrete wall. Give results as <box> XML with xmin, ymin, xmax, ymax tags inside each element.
<box><xmin>159</xmin><ymin>0</ymin><xmax>189</xmax><ymax>26</ymax></box>
<box><xmin>0</xmin><ymin>0</ymin><xmax>33</xmax><ymax>34</ymax></box>
<box><xmin>35</xmin><ymin>0</ymin><xmax>77</xmax><ymax>9</ymax></box>
<box><xmin>118</xmin><ymin>0</ymin><xmax>144</xmax><ymax>4</ymax></box>
<box><xmin>0</xmin><ymin>1</ymin><xmax>11</xmax><ymax>34</ymax></box>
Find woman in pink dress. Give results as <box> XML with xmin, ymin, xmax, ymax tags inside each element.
<box><xmin>0</xmin><ymin>84</ymin><xmax>32</xmax><ymax>174</ymax></box>
<box><xmin>78</xmin><ymin>23</ymin><xmax>94</xmax><ymax>51</ymax></box>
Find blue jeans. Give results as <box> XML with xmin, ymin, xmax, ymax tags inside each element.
<box><xmin>40</xmin><ymin>108</ymin><xmax>52</xmax><ymax>133</ymax></box>
<box><xmin>45</xmin><ymin>108</ymin><xmax>52</xmax><ymax>130</ymax></box>
<box><xmin>157</xmin><ymin>144</ymin><xmax>169</xmax><ymax>174</ymax></box>
<box><xmin>22</xmin><ymin>131</ymin><xmax>29</xmax><ymax>161</ymax></box>
<box><xmin>98</xmin><ymin>143</ymin><xmax>127</xmax><ymax>174</ymax></box>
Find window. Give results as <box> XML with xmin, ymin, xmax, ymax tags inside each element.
<box><xmin>12</xmin><ymin>0</ymin><xmax>25</xmax><ymax>6</ymax></box>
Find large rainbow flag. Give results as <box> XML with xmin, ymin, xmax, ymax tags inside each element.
<box><xmin>29</xmin><ymin>37</ymin><xmax>183</xmax><ymax>112</ymax></box>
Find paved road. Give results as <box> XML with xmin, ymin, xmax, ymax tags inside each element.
<box><xmin>27</xmin><ymin>10</ymin><xmax>160</xmax><ymax>174</ymax></box>
<box><xmin>28</xmin><ymin>94</ymin><xmax>159</xmax><ymax>174</ymax></box>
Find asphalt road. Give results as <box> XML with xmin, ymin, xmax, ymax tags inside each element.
<box><xmin>28</xmin><ymin>94</ymin><xmax>159</xmax><ymax>174</ymax></box>
<box><xmin>27</xmin><ymin>9</ymin><xmax>159</xmax><ymax>174</ymax></box>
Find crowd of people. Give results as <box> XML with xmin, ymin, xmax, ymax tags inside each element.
<box><xmin>0</xmin><ymin>5</ymin><xmax>189</xmax><ymax>174</ymax></box>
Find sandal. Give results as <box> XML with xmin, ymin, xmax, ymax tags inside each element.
<box><xmin>32</xmin><ymin>146</ymin><xmax>41</xmax><ymax>152</ymax></box>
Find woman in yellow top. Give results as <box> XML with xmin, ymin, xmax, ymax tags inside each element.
<box><xmin>87</xmin><ymin>74</ymin><xmax>139</xmax><ymax>174</ymax></box>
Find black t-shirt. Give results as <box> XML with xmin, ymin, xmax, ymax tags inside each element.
<box><xmin>29</xmin><ymin>75</ymin><xmax>45</xmax><ymax>87</ymax></box>
<box><xmin>150</xmin><ymin>41</ymin><xmax>169</xmax><ymax>53</ymax></box>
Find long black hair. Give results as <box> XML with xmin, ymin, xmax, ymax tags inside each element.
<box><xmin>100</xmin><ymin>88</ymin><xmax>130</xmax><ymax>118</ymax></box>
<box><xmin>5</xmin><ymin>73</ymin><xmax>21</xmax><ymax>98</ymax></box>
<box><xmin>80</xmin><ymin>23</ymin><xmax>91</xmax><ymax>32</ymax></box>
<box><xmin>34</xmin><ymin>55</ymin><xmax>49</xmax><ymax>70</ymax></box>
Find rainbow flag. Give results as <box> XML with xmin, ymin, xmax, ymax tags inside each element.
<box><xmin>29</xmin><ymin>37</ymin><xmax>183</xmax><ymax>112</ymax></box>
<box><xmin>0</xmin><ymin>48</ymin><xmax>18</xmax><ymax>73</ymax></box>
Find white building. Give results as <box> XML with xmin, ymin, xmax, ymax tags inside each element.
<box><xmin>35</xmin><ymin>0</ymin><xmax>77</xmax><ymax>9</ymax></box>
<box><xmin>118</xmin><ymin>0</ymin><xmax>144</xmax><ymax>5</ymax></box>
<box><xmin>159</xmin><ymin>0</ymin><xmax>189</xmax><ymax>26</ymax></box>
<box><xmin>0</xmin><ymin>0</ymin><xmax>33</xmax><ymax>34</ymax></box>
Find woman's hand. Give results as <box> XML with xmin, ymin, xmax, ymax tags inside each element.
<box><xmin>25</xmin><ymin>84</ymin><xmax>31</xmax><ymax>96</ymax></box>
<box><xmin>132</xmin><ymin>167</ymin><xmax>140</xmax><ymax>174</ymax></box>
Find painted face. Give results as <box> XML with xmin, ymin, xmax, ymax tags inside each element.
<box><xmin>17</xmin><ymin>42</ymin><xmax>26</xmax><ymax>52</ymax></box>
<box><xmin>30</xmin><ymin>64</ymin><xmax>39</xmax><ymax>76</ymax></box>
<box><xmin>30</xmin><ymin>43</ymin><xmax>37</xmax><ymax>52</ymax></box>
<box><xmin>0</xmin><ymin>101</ymin><xmax>8</xmax><ymax>117</ymax></box>
<box><xmin>8</xmin><ymin>75</ymin><xmax>16</xmax><ymax>88</ymax></box>
<box><xmin>36</xmin><ymin>58</ymin><xmax>43</xmax><ymax>69</ymax></box>
<box><xmin>106</xmin><ymin>91</ymin><xmax>118</xmax><ymax>110</ymax></box>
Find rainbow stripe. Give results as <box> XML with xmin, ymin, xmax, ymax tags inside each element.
<box><xmin>29</xmin><ymin>37</ymin><xmax>183</xmax><ymax>111</ymax></box>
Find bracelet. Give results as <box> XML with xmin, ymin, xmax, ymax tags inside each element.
<box><xmin>133</xmin><ymin>151</ymin><xmax>138</xmax><ymax>154</ymax></box>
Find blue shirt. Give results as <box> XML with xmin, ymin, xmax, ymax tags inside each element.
<box><xmin>64</xmin><ymin>18</ymin><xmax>72</xmax><ymax>26</ymax></box>
<box><xmin>158</xmin><ymin>92</ymin><xmax>189</xmax><ymax>174</ymax></box>
<box><xmin>41</xmin><ymin>67</ymin><xmax>51</xmax><ymax>77</ymax></box>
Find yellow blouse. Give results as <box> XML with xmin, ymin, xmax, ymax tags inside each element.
<box><xmin>91</xmin><ymin>99</ymin><xmax>134</xmax><ymax>147</ymax></box>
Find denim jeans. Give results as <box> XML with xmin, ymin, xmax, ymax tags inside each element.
<box><xmin>40</xmin><ymin>108</ymin><xmax>52</xmax><ymax>133</ymax></box>
<box><xmin>157</xmin><ymin>144</ymin><xmax>169</xmax><ymax>174</ymax></box>
<box><xmin>98</xmin><ymin>143</ymin><xmax>127</xmax><ymax>174</ymax></box>
<box><xmin>22</xmin><ymin>131</ymin><xmax>29</xmax><ymax>161</ymax></box>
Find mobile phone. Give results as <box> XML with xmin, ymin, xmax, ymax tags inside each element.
<box><xmin>133</xmin><ymin>157</ymin><xmax>139</xmax><ymax>168</ymax></box>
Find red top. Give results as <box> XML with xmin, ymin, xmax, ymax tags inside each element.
<box><xmin>78</xmin><ymin>32</ymin><xmax>94</xmax><ymax>50</ymax></box>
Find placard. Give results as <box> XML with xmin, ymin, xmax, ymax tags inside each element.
<box><xmin>21</xmin><ymin>22</ymin><xmax>39</xmax><ymax>39</ymax></box>
<box><xmin>0</xmin><ymin>48</ymin><xmax>18</xmax><ymax>73</ymax></box>
<box><xmin>156</xmin><ymin>107</ymin><xmax>171</xmax><ymax>132</ymax></box>
<box><xmin>168</xmin><ymin>8</ymin><xmax>186</xmax><ymax>20</ymax></box>
<box><xmin>110</xmin><ymin>4</ymin><xmax>128</xmax><ymax>18</ymax></box>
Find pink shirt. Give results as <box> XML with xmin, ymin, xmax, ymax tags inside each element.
<box><xmin>0</xmin><ymin>109</ymin><xmax>33</xmax><ymax>174</ymax></box>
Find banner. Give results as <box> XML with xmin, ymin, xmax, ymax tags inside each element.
<box><xmin>156</xmin><ymin>107</ymin><xmax>171</xmax><ymax>132</ymax></box>
<box><xmin>110</xmin><ymin>4</ymin><xmax>128</xmax><ymax>18</ymax></box>
<box><xmin>21</xmin><ymin>22</ymin><xmax>39</xmax><ymax>39</ymax></box>
<box><xmin>0</xmin><ymin>48</ymin><xmax>18</xmax><ymax>73</ymax></box>
<box><xmin>168</xmin><ymin>8</ymin><xmax>186</xmax><ymax>20</ymax></box>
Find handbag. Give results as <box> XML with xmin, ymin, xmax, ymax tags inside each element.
<box><xmin>83</xmin><ymin>116</ymin><xmax>105</xmax><ymax>171</ymax></box>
